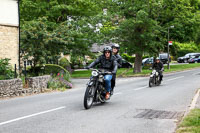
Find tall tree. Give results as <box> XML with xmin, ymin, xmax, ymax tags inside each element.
<box><xmin>103</xmin><ymin>0</ymin><xmax>200</xmax><ymax>73</ymax></box>
<box><xmin>20</xmin><ymin>0</ymin><xmax>104</xmax><ymax>67</ymax></box>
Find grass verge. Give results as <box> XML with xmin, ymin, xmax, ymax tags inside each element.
<box><xmin>176</xmin><ymin>109</ymin><xmax>200</xmax><ymax>133</ymax></box>
<box><xmin>71</xmin><ymin>63</ymin><xmax>200</xmax><ymax>78</ymax></box>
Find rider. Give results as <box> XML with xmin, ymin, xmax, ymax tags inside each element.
<box><xmin>152</xmin><ymin>57</ymin><xmax>164</xmax><ymax>81</ymax></box>
<box><xmin>111</xmin><ymin>43</ymin><xmax>122</xmax><ymax>68</ymax></box>
<box><xmin>86</xmin><ymin>46</ymin><xmax>118</xmax><ymax>99</ymax></box>
<box><xmin>111</xmin><ymin>43</ymin><xmax>122</xmax><ymax>94</ymax></box>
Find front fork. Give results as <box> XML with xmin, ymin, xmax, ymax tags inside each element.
<box><xmin>87</xmin><ymin>77</ymin><xmax>99</xmax><ymax>101</ymax></box>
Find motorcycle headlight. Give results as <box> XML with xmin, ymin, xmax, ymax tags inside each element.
<box><xmin>152</xmin><ymin>70</ymin><xmax>156</xmax><ymax>74</ymax></box>
<box><xmin>92</xmin><ymin>71</ymin><xmax>98</xmax><ymax>76</ymax></box>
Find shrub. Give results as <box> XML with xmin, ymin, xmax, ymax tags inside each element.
<box><xmin>0</xmin><ymin>58</ymin><xmax>15</xmax><ymax>80</ymax></box>
<box><xmin>87</xmin><ymin>59</ymin><xmax>94</xmax><ymax>65</ymax></box>
<box><xmin>171</xmin><ymin>42</ymin><xmax>200</xmax><ymax>58</ymax></box>
<box><xmin>44</xmin><ymin>64</ymin><xmax>70</xmax><ymax>81</ymax></box>
<box><xmin>59</xmin><ymin>57</ymin><xmax>70</xmax><ymax>68</ymax></box>
<box><xmin>47</xmin><ymin>72</ymin><xmax>72</xmax><ymax>91</ymax></box>
<box><xmin>44</xmin><ymin>64</ymin><xmax>72</xmax><ymax>91</ymax></box>
<box><xmin>59</xmin><ymin>57</ymin><xmax>72</xmax><ymax>73</ymax></box>
<box><xmin>121</xmin><ymin>53</ymin><xmax>135</xmax><ymax>63</ymax></box>
<box><xmin>142</xmin><ymin>55</ymin><xmax>150</xmax><ymax>59</ymax></box>
<box><xmin>25</xmin><ymin>66</ymin><xmax>42</xmax><ymax>77</ymax></box>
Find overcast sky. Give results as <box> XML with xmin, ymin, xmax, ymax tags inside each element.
<box><xmin>0</xmin><ymin>0</ymin><xmax>18</xmax><ymax>26</ymax></box>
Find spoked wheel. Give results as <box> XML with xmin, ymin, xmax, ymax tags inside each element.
<box><xmin>149</xmin><ymin>77</ymin><xmax>153</xmax><ymax>87</ymax></box>
<box><xmin>84</xmin><ymin>85</ymin><xmax>95</xmax><ymax>109</ymax></box>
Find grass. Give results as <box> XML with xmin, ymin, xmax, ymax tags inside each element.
<box><xmin>71</xmin><ymin>69</ymin><xmax>92</xmax><ymax>78</ymax></box>
<box><xmin>71</xmin><ymin>63</ymin><xmax>200</xmax><ymax>78</ymax></box>
<box><xmin>176</xmin><ymin>109</ymin><xmax>200</xmax><ymax>133</ymax></box>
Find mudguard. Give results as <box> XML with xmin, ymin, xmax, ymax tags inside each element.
<box><xmin>87</xmin><ymin>80</ymin><xmax>94</xmax><ymax>87</ymax></box>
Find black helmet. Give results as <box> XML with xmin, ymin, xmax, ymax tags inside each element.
<box><xmin>111</xmin><ymin>43</ymin><xmax>120</xmax><ymax>49</ymax></box>
<box><xmin>103</xmin><ymin>46</ymin><xmax>112</xmax><ymax>54</ymax></box>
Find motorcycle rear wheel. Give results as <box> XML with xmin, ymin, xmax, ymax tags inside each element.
<box><xmin>157</xmin><ymin>79</ymin><xmax>161</xmax><ymax>86</ymax></box>
<box><xmin>84</xmin><ymin>85</ymin><xmax>95</xmax><ymax>109</ymax></box>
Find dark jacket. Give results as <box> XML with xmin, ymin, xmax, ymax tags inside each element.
<box><xmin>88</xmin><ymin>55</ymin><xmax>118</xmax><ymax>74</ymax></box>
<box><xmin>152</xmin><ymin>62</ymin><xmax>163</xmax><ymax>71</ymax></box>
<box><xmin>113</xmin><ymin>54</ymin><xmax>122</xmax><ymax>68</ymax></box>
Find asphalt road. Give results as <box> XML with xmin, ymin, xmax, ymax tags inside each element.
<box><xmin>0</xmin><ymin>68</ymin><xmax>200</xmax><ymax>133</ymax></box>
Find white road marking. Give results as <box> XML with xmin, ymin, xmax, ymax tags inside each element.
<box><xmin>130</xmin><ymin>76</ymin><xmax>185</xmax><ymax>91</ymax></box>
<box><xmin>0</xmin><ymin>106</ymin><xmax>66</xmax><ymax>126</ymax></box>
<box><xmin>166</xmin><ymin>76</ymin><xmax>184</xmax><ymax>82</ymax></box>
<box><xmin>134</xmin><ymin>86</ymin><xmax>148</xmax><ymax>91</ymax></box>
<box><xmin>114</xmin><ymin>92</ymin><xmax>122</xmax><ymax>95</ymax></box>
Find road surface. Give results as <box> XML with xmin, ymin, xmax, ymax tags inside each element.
<box><xmin>0</xmin><ymin>68</ymin><xmax>200</xmax><ymax>133</ymax></box>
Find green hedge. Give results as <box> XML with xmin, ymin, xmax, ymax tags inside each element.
<box><xmin>25</xmin><ymin>64</ymin><xmax>71</xmax><ymax>81</ymax></box>
<box><xmin>44</xmin><ymin>64</ymin><xmax>70</xmax><ymax>81</ymax></box>
<box><xmin>171</xmin><ymin>42</ymin><xmax>200</xmax><ymax>59</ymax></box>
<box><xmin>59</xmin><ymin>57</ymin><xmax>70</xmax><ymax>68</ymax></box>
<box><xmin>121</xmin><ymin>53</ymin><xmax>135</xmax><ymax>63</ymax></box>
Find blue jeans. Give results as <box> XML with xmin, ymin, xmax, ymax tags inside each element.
<box><xmin>104</xmin><ymin>75</ymin><xmax>113</xmax><ymax>92</ymax></box>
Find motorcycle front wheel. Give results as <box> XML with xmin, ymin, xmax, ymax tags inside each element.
<box><xmin>149</xmin><ymin>77</ymin><xmax>153</xmax><ymax>87</ymax></box>
<box><xmin>84</xmin><ymin>85</ymin><xmax>95</xmax><ymax>109</ymax></box>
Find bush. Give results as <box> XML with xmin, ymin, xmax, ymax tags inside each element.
<box><xmin>142</xmin><ymin>55</ymin><xmax>150</xmax><ymax>59</ymax></box>
<box><xmin>47</xmin><ymin>68</ymin><xmax>72</xmax><ymax>91</ymax></box>
<box><xmin>87</xmin><ymin>59</ymin><xmax>94</xmax><ymax>65</ymax></box>
<box><xmin>59</xmin><ymin>57</ymin><xmax>70</xmax><ymax>68</ymax></box>
<box><xmin>0</xmin><ymin>58</ymin><xmax>15</xmax><ymax>80</ymax></box>
<box><xmin>25</xmin><ymin>66</ymin><xmax>43</xmax><ymax>77</ymax></box>
<box><xmin>59</xmin><ymin>57</ymin><xmax>72</xmax><ymax>73</ymax></box>
<box><xmin>171</xmin><ymin>42</ymin><xmax>200</xmax><ymax>58</ymax></box>
<box><xmin>44</xmin><ymin>64</ymin><xmax>70</xmax><ymax>81</ymax></box>
<box><xmin>47</xmin><ymin>77</ymin><xmax>72</xmax><ymax>91</ymax></box>
<box><xmin>121</xmin><ymin>53</ymin><xmax>135</xmax><ymax>63</ymax></box>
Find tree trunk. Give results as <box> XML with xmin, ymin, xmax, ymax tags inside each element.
<box><xmin>133</xmin><ymin>53</ymin><xmax>143</xmax><ymax>73</ymax></box>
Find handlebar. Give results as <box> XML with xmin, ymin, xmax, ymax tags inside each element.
<box><xmin>88</xmin><ymin>68</ymin><xmax>112</xmax><ymax>74</ymax></box>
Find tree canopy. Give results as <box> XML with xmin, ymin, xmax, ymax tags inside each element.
<box><xmin>100</xmin><ymin>0</ymin><xmax>200</xmax><ymax>72</ymax></box>
<box><xmin>20</xmin><ymin>0</ymin><xmax>200</xmax><ymax>73</ymax></box>
<box><xmin>20</xmin><ymin>0</ymin><xmax>104</xmax><ymax>66</ymax></box>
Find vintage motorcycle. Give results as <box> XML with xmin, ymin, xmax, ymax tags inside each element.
<box><xmin>83</xmin><ymin>69</ymin><xmax>112</xmax><ymax>109</ymax></box>
<box><xmin>149</xmin><ymin>69</ymin><xmax>161</xmax><ymax>87</ymax></box>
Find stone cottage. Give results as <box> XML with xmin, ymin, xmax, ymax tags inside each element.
<box><xmin>0</xmin><ymin>0</ymin><xmax>19</xmax><ymax>69</ymax></box>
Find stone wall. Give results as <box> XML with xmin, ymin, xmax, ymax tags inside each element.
<box><xmin>0</xmin><ymin>25</ymin><xmax>19</xmax><ymax>69</ymax></box>
<box><xmin>0</xmin><ymin>78</ymin><xmax>23</xmax><ymax>98</ymax></box>
<box><xmin>25</xmin><ymin>75</ymin><xmax>51</xmax><ymax>93</ymax></box>
<box><xmin>0</xmin><ymin>75</ymin><xmax>51</xmax><ymax>98</ymax></box>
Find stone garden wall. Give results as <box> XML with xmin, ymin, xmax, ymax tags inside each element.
<box><xmin>0</xmin><ymin>78</ymin><xmax>23</xmax><ymax>98</ymax></box>
<box><xmin>25</xmin><ymin>75</ymin><xmax>51</xmax><ymax>93</ymax></box>
<box><xmin>0</xmin><ymin>75</ymin><xmax>51</xmax><ymax>98</ymax></box>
